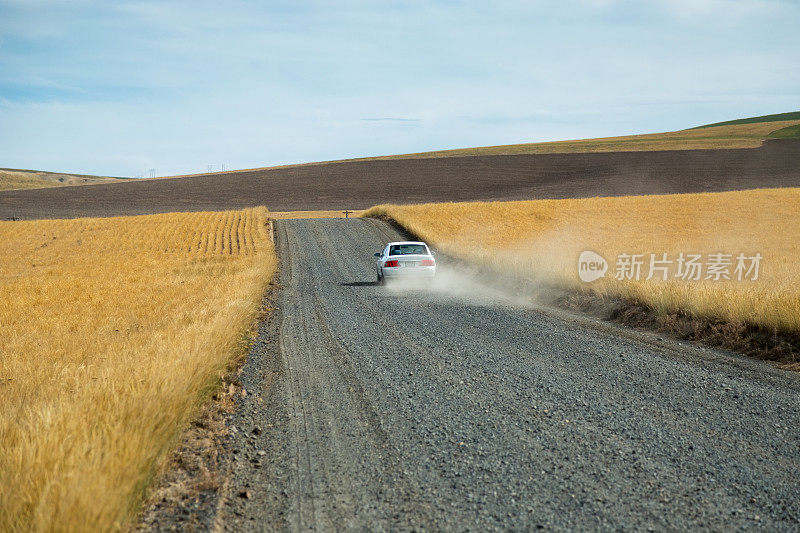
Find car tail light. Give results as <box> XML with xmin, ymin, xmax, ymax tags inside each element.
<box><xmin>384</xmin><ymin>260</ymin><xmax>399</xmax><ymax>267</ymax></box>
<box><xmin>421</xmin><ymin>259</ymin><xmax>435</xmax><ymax>266</ymax></box>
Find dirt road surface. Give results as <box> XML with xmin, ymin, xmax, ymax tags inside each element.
<box><xmin>221</xmin><ymin>218</ymin><xmax>800</xmax><ymax>530</ymax></box>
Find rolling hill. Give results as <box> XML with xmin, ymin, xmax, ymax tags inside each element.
<box><xmin>1</xmin><ymin>112</ymin><xmax>798</xmax><ymax>219</ymax></box>
<box><xmin>0</xmin><ymin>168</ymin><xmax>125</xmax><ymax>192</ymax></box>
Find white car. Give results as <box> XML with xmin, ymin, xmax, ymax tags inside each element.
<box><xmin>375</xmin><ymin>241</ymin><xmax>436</xmax><ymax>283</ymax></box>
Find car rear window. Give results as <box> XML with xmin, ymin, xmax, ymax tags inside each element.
<box><xmin>389</xmin><ymin>244</ymin><xmax>427</xmax><ymax>256</ymax></box>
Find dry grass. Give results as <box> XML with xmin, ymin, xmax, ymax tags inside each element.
<box><xmin>0</xmin><ymin>169</ymin><xmax>121</xmax><ymax>191</ymax></box>
<box><xmin>365</xmin><ymin>188</ymin><xmax>800</xmax><ymax>334</ymax></box>
<box><xmin>0</xmin><ymin>207</ymin><xmax>276</xmax><ymax>531</ymax></box>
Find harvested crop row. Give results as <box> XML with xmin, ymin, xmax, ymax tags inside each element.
<box><xmin>0</xmin><ymin>207</ymin><xmax>275</xmax><ymax>531</ymax></box>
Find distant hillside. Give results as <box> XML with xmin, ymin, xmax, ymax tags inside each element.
<box><xmin>357</xmin><ymin>118</ymin><xmax>800</xmax><ymax>160</ymax></box>
<box><xmin>2</xmin><ymin>135</ymin><xmax>799</xmax><ymax>220</ymax></box>
<box><xmin>767</xmin><ymin>124</ymin><xmax>800</xmax><ymax>139</ymax></box>
<box><xmin>170</xmin><ymin>112</ymin><xmax>800</xmax><ymax>177</ymax></box>
<box><xmin>4</xmin><ymin>111</ymin><xmax>798</xmax><ymax>193</ymax></box>
<box><xmin>692</xmin><ymin>111</ymin><xmax>800</xmax><ymax>129</ymax></box>
<box><xmin>0</xmin><ymin>168</ymin><xmax>125</xmax><ymax>191</ymax></box>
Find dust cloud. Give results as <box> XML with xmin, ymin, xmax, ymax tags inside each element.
<box><xmin>384</xmin><ymin>264</ymin><xmax>539</xmax><ymax>309</ymax></box>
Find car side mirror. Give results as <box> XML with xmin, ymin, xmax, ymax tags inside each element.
<box><xmin>374</xmin><ymin>252</ymin><xmax>381</xmax><ymax>257</ymax></box>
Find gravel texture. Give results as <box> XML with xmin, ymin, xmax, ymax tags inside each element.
<box><xmin>220</xmin><ymin>218</ymin><xmax>800</xmax><ymax>531</ymax></box>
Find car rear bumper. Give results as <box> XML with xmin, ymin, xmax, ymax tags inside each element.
<box><xmin>382</xmin><ymin>266</ymin><xmax>436</xmax><ymax>278</ymax></box>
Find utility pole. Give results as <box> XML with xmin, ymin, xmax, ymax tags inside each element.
<box><xmin>149</xmin><ymin>169</ymin><xmax>155</xmax><ymax>178</ymax></box>
<box><xmin>207</xmin><ymin>165</ymin><xmax>213</xmax><ymax>173</ymax></box>
<box><xmin>222</xmin><ymin>163</ymin><xmax>226</xmax><ymax>172</ymax></box>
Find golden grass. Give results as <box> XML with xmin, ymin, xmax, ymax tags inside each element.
<box><xmin>365</xmin><ymin>188</ymin><xmax>800</xmax><ymax>333</ymax></box>
<box><xmin>0</xmin><ymin>169</ymin><xmax>120</xmax><ymax>191</ymax></box>
<box><xmin>0</xmin><ymin>208</ymin><xmax>276</xmax><ymax>531</ymax></box>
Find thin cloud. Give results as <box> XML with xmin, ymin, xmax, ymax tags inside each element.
<box><xmin>0</xmin><ymin>1</ymin><xmax>797</xmax><ymax>176</ymax></box>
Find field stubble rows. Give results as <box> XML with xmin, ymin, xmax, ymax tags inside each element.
<box><xmin>0</xmin><ymin>208</ymin><xmax>275</xmax><ymax>531</ymax></box>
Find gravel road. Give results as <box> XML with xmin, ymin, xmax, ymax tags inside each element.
<box><xmin>222</xmin><ymin>218</ymin><xmax>800</xmax><ymax>531</ymax></box>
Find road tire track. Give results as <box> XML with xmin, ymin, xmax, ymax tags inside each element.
<box><xmin>222</xmin><ymin>218</ymin><xmax>800</xmax><ymax>531</ymax></box>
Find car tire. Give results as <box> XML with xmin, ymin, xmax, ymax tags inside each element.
<box><xmin>377</xmin><ymin>270</ymin><xmax>383</xmax><ymax>285</ymax></box>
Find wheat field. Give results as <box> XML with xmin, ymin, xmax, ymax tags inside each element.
<box><xmin>365</xmin><ymin>188</ymin><xmax>800</xmax><ymax>334</ymax></box>
<box><xmin>0</xmin><ymin>208</ymin><xmax>275</xmax><ymax>531</ymax></box>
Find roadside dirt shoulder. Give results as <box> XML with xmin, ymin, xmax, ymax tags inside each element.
<box><xmin>135</xmin><ymin>287</ymin><xmax>283</xmax><ymax>531</ymax></box>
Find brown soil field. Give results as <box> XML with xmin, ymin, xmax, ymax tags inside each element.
<box><xmin>1</xmin><ymin>139</ymin><xmax>798</xmax><ymax>220</ymax></box>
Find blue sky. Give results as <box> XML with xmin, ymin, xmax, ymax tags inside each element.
<box><xmin>0</xmin><ymin>0</ymin><xmax>798</xmax><ymax>177</ymax></box>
